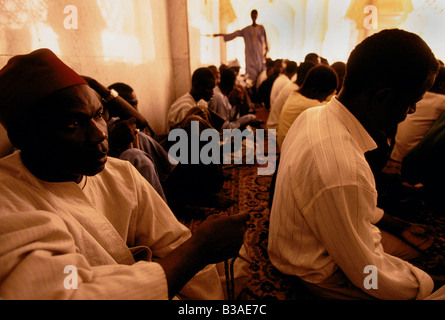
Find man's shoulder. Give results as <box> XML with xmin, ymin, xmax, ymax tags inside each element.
<box><xmin>0</xmin><ymin>151</ymin><xmax>24</xmax><ymax>179</ymax></box>
<box><xmin>102</xmin><ymin>156</ymin><xmax>136</xmax><ymax>176</ymax></box>
<box><xmin>172</xmin><ymin>92</ymin><xmax>193</xmax><ymax>105</ymax></box>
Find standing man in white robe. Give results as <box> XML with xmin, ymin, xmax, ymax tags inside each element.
<box><xmin>214</xmin><ymin>9</ymin><xmax>269</xmax><ymax>86</ymax></box>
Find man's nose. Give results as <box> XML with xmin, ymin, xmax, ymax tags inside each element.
<box><xmin>89</xmin><ymin>119</ymin><xmax>108</xmax><ymax>143</ymax></box>
<box><xmin>407</xmin><ymin>104</ymin><xmax>417</xmax><ymax>114</ymax></box>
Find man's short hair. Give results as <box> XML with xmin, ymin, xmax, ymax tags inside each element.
<box><xmin>220</xmin><ymin>69</ymin><xmax>236</xmax><ymax>90</ymax></box>
<box><xmin>343</xmin><ymin>29</ymin><xmax>439</xmax><ymax>94</ymax></box>
<box><xmin>304</xmin><ymin>53</ymin><xmax>319</xmax><ymax>63</ymax></box>
<box><xmin>300</xmin><ymin>65</ymin><xmax>338</xmax><ymax>94</ymax></box>
<box><xmin>285</xmin><ymin>61</ymin><xmax>298</xmax><ymax>75</ymax></box>
<box><xmin>296</xmin><ymin>61</ymin><xmax>316</xmax><ymax>86</ymax></box>
<box><xmin>192</xmin><ymin>67</ymin><xmax>215</xmax><ymax>88</ymax></box>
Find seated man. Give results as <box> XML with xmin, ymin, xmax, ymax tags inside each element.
<box><xmin>168</xmin><ymin>67</ymin><xmax>215</xmax><ymax>129</ymax></box>
<box><xmin>269</xmin><ymin>60</ymin><xmax>297</xmax><ymax>108</ymax></box>
<box><xmin>402</xmin><ymin>110</ymin><xmax>445</xmax><ymax>210</ymax></box>
<box><xmin>0</xmin><ymin>48</ymin><xmax>250</xmax><ymax>300</ymax></box>
<box><xmin>227</xmin><ymin>59</ymin><xmax>256</xmax><ymax>116</ymax></box>
<box><xmin>277</xmin><ymin>64</ymin><xmax>338</xmax><ymax>148</ymax></box>
<box><xmin>257</xmin><ymin>59</ymin><xmax>282</xmax><ymax>109</ymax></box>
<box><xmin>268</xmin><ymin>29</ymin><xmax>442</xmax><ymax>300</ymax></box>
<box><xmin>209</xmin><ymin>69</ymin><xmax>257</xmax><ymax>130</ymax></box>
<box><xmin>385</xmin><ymin>66</ymin><xmax>445</xmax><ymax>174</ymax></box>
<box><xmin>267</xmin><ymin>61</ymin><xmax>315</xmax><ymax>130</ymax></box>
<box><xmin>104</xmin><ymin>81</ymin><xmax>175</xmax><ymax>202</ymax></box>
<box><xmin>106</xmin><ymin>115</ymin><xmax>168</xmax><ymax>202</ymax></box>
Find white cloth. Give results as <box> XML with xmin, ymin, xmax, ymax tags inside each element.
<box><xmin>391</xmin><ymin>91</ymin><xmax>445</xmax><ymax>162</ymax></box>
<box><xmin>168</xmin><ymin>92</ymin><xmax>207</xmax><ymax>128</ymax></box>
<box><xmin>267</xmin><ymin>82</ymin><xmax>298</xmax><ymax>130</ymax></box>
<box><xmin>268</xmin><ymin>97</ymin><xmax>434</xmax><ymax>300</ymax></box>
<box><xmin>269</xmin><ymin>74</ymin><xmax>291</xmax><ymax>108</ymax></box>
<box><xmin>0</xmin><ymin>151</ymin><xmax>223</xmax><ymax>300</ymax></box>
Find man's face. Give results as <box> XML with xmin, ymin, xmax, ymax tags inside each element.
<box><xmin>374</xmin><ymin>74</ymin><xmax>436</xmax><ymax>134</ymax></box>
<box><xmin>29</xmin><ymin>85</ymin><xmax>109</xmax><ymax>181</ymax></box>
<box><xmin>120</xmin><ymin>90</ymin><xmax>139</xmax><ymax>109</ymax></box>
<box><xmin>198</xmin><ymin>78</ymin><xmax>216</xmax><ymax>102</ymax></box>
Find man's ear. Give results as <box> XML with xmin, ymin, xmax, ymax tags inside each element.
<box><xmin>371</xmin><ymin>88</ymin><xmax>393</xmax><ymax>105</ymax></box>
<box><xmin>6</xmin><ymin>118</ymin><xmax>37</xmax><ymax>151</ymax></box>
<box><xmin>7</xmin><ymin>125</ymin><xmax>26</xmax><ymax>150</ymax></box>
<box><xmin>369</xmin><ymin>88</ymin><xmax>394</xmax><ymax>114</ymax></box>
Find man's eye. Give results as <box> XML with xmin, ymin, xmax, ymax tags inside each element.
<box><xmin>67</xmin><ymin>121</ymin><xmax>80</xmax><ymax>129</ymax></box>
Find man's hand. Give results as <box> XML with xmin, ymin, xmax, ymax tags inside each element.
<box><xmin>157</xmin><ymin>213</ymin><xmax>250</xmax><ymax>299</ymax></box>
<box><xmin>191</xmin><ymin>213</ymin><xmax>250</xmax><ymax>264</ymax></box>
<box><xmin>108</xmin><ymin>118</ymin><xmax>137</xmax><ymax>157</ymax></box>
<box><xmin>401</xmin><ymin>223</ymin><xmax>435</xmax><ymax>251</ymax></box>
<box><xmin>377</xmin><ymin>213</ymin><xmax>435</xmax><ymax>252</ymax></box>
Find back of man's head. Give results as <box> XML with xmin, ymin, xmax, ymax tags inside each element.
<box><xmin>343</xmin><ymin>29</ymin><xmax>439</xmax><ymax>95</ymax></box>
<box><xmin>285</xmin><ymin>61</ymin><xmax>298</xmax><ymax>76</ymax></box>
<box><xmin>192</xmin><ymin>67</ymin><xmax>215</xmax><ymax>89</ymax></box>
<box><xmin>304</xmin><ymin>53</ymin><xmax>320</xmax><ymax>65</ymax></box>
<box><xmin>296</xmin><ymin>61</ymin><xmax>316</xmax><ymax>86</ymax></box>
<box><xmin>300</xmin><ymin>65</ymin><xmax>338</xmax><ymax>99</ymax></box>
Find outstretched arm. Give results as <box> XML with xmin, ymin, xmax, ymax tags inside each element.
<box><xmin>213</xmin><ymin>29</ymin><xmax>243</xmax><ymax>42</ymax></box>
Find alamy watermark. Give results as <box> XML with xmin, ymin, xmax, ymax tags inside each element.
<box><xmin>63</xmin><ymin>265</ymin><xmax>78</xmax><ymax>290</ymax></box>
<box><xmin>62</xmin><ymin>4</ymin><xmax>378</xmax><ymax>30</ymax></box>
<box><xmin>63</xmin><ymin>5</ymin><xmax>78</xmax><ymax>30</ymax></box>
<box><xmin>364</xmin><ymin>5</ymin><xmax>378</xmax><ymax>30</ymax></box>
<box><xmin>167</xmin><ymin>121</ymin><xmax>277</xmax><ymax>175</ymax></box>
<box><xmin>363</xmin><ymin>265</ymin><xmax>378</xmax><ymax>290</ymax></box>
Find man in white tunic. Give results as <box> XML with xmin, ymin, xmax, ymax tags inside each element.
<box><xmin>386</xmin><ymin>66</ymin><xmax>445</xmax><ymax>172</ymax></box>
<box><xmin>214</xmin><ymin>10</ymin><xmax>269</xmax><ymax>86</ymax></box>
<box><xmin>268</xmin><ymin>29</ymin><xmax>443</xmax><ymax>300</ymax></box>
<box><xmin>0</xmin><ymin>49</ymin><xmax>249</xmax><ymax>300</ymax></box>
<box><xmin>168</xmin><ymin>68</ymin><xmax>215</xmax><ymax>128</ymax></box>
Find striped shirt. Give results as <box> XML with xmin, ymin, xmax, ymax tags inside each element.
<box><xmin>168</xmin><ymin>92</ymin><xmax>207</xmax><ymax>128</ymax></box>
<box><xmin>268</xmin><ymin>97</ymin><xmax>433</xmax><ymax>300</ymax></box>
<box><xmin>267</xmin><ymin>82</ymin><xmax>298</xmax><ymax>130</ymax></box>
<box><xmin>0</xmin><ymin>151</ymin><xmax>223</xmax><ymax>299</ymax></box>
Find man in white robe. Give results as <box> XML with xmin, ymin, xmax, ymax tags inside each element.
<box><xmin>214</xmin><ymin>10</ymin><xmax>269</xmax><ymax>86</ymax></box>
<box><xmin>268</xmin><ymin>29</ymin><xmax>444</xmax><ymax>300</ymax></box>
<box><xmin>0</xmin><ymin>48</ymin><xmax>249</xmax><ymax>300</ymax></box>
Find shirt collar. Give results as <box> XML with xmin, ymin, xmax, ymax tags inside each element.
<box><xmin>328</xmin><ymin>96</ymin><xmax>378</xmax><ymax>153</ymax></box>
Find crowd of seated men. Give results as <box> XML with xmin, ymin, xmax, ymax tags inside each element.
<box><xmin>0</xmin><ymin>28</ymin><xmax>445</xmax><ymax>300</ymax></box>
